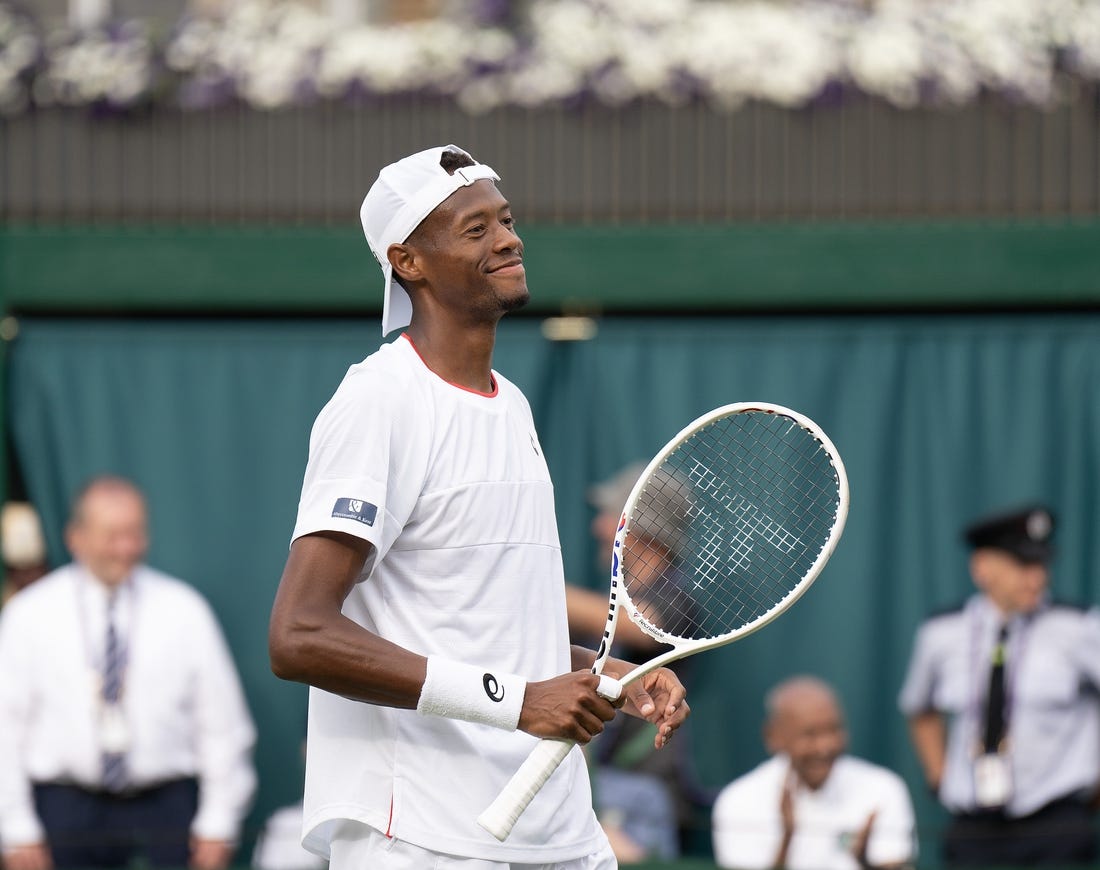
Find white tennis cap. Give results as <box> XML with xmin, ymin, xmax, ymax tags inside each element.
<box><xmin>360</xmin><ymin>144</ymin><xmax>500</xmax><ymax>336</ymax></box>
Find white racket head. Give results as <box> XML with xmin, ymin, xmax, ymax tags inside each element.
<box><xmin>478</xmin><ymin>402</ymin><xmax>849</xmax><ymax>842</ymax></box>
<box><xmin>609</xmin><ymin>402</ymin><xmax>848</xmax><ymax>654</ymax></box>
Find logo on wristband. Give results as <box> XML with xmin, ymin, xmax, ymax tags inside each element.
<box><xmin>483</xmin><ymin>673</ymin><xmax>505</xmax><ymax>702</ymax></box>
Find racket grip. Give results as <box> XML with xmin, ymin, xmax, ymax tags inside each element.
<box><xmin>477</xmin><ymin>737</ymin><xmax>575</xmax><ymax>841</ymax></box>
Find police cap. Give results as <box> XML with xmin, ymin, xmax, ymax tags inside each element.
<box><xmin>963</xmin><ymin>504</ymin><xmax>1055</xmax><ymax>564</ymax></box>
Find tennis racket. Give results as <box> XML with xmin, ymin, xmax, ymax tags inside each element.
<box><xmin>477</xmin><ymin>401</ymin><xmax>849</xmax><ymax>840</ymax></box>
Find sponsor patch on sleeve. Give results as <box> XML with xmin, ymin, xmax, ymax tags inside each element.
<box><xmin>331</xmin><ymin>497</ymin><xmax>378</xmax><ymax>526</ymax></box>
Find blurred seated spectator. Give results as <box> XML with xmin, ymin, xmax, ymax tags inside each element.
<box><xmin>252</xmin><ymin>802</ymin><xmax>326</xmax><ymax>870</ymax></box>
<box><xmin>712</xmin><ymin>676</ymin><xmax>916</xmax><ymax>870</ymax></box>
<box><xmin>0</xmin><ymin>501</ymin><xmax>49</xmax><ymax>606</ymax></box>
<box><xmin>252</xmin><ymin>738</ymin><xmax>325</xmax><ymax>870</ymax></box>
<box><xmin>590</xmin><ymin>766</ymin><xmax>678</xmax><ymax>863</ymax></box>
<box><xmin>567</xmin><ymin>462</ymin><xmax>715</xmax><ymax>861</ymax></box>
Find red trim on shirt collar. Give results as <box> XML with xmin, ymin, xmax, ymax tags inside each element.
<box><xmin>400</xmin><ymin>333</ymin><xmax>498</xmax><ymax>397</ymax></box>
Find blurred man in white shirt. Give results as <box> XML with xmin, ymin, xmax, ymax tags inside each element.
<box><xmin>0</xmin><ymin>476</ymin><xmax>256</xmax><ymax>870</ymax></box>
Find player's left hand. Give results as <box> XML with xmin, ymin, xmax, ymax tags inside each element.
<box><xmin>606</xmin><ymin>663</ymin><xmax>689</xmax><ymax>749</ymax></box>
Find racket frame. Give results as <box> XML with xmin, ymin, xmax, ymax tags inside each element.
<box><xmin>597</xmin><ymin>401</ymin><xmax>849</xmax><ymax>685</ymax></box>
<box><xmin>477</xmin><ymin>401</ymin><xmax>849</xmax><ymax>840</ymax></box>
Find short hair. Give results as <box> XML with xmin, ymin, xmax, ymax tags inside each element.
<box><xmin>69</xmin><ymin>475</ymin><xmax>144</xmax><ymax>526</ymax></box>
<box><xmin>764</xmin><ymin>675</ymin><xmax>838</xmax><ymax>722</ymax></box>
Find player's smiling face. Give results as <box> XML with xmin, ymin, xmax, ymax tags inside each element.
<box><xmin>412</xmin><ymin>179</ymin><xmax>529</xmax><ymax>321</ymax></box>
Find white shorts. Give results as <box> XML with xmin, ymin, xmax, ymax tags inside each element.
<box><xmin>328</xmin><ymin>821</ymin><xmax>617</xmax><ymax>870</ymax></box>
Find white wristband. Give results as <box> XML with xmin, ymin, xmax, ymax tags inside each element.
<box><xmin>416</xmin><ymin>656</ymin><xmax>527</xmax><ymax>731</ymax></box>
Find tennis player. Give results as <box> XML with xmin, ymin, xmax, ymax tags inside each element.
<box><xmin>268</xmin><ymin>144</ymin><xmax>689</xmax><ymax>870</ymax></box>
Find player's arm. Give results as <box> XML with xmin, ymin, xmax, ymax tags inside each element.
<box><xmin>268</xmin><ymin>531</ymin><xmax>618</xmax><ymax>742</ymax></box>
<box><xmin>269</xmin><ymin>531</ymin><xmax>427</xmax><ymax>706</ymax></box>
<box><xmin>907</xmin><ymin>711</ymin><xmax>946</xmax><ymax>792</ymax></box>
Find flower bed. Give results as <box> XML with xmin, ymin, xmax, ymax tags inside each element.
<box><xmin>1</xmin><ymin>0</ymin><xmax>1099</xmax><ymax>116</ymax></box>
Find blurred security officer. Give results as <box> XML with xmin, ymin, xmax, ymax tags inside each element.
<box><xmin>899</xmin><ymin>504</ymin><xmax>1100</xmax><ymax>866</ymax></box>
<box><xmin>0</xmin><ymin>476</ymin><xmax>256</xmax><ymax>870</ymax></box>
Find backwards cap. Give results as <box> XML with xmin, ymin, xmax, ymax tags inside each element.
<box><xmin>359</xmin><ymin>145</ymin><xmax>500</xmax><ymax>336</ymax></box>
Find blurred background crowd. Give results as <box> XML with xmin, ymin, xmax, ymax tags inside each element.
<box><xmin>2</xmin><ymin>0</ymin><xmax>1100</xmax><ymax>868</ymax></box>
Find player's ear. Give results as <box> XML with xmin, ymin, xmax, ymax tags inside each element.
<box><xmin>389</xmin><ymin>243</ymin><xmax>422</xmax><ymax>285</ymax></box>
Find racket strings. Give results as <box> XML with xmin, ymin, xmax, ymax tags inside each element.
<box><xmin>621</xmin><ymin>410</ymin><xmax>841</xmax><ymax>642</ymax></box>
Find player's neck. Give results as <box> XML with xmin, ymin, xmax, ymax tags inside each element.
<box><xmin>404</xmin><ymin>324</ymin><xmax>497</xmax><ymax>394</ymax></box>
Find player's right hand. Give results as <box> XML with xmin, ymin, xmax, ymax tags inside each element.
<box><xmin>517</xmin><ymin>671</ymin><xmax>622</xmax><ymax>743</ymax></box>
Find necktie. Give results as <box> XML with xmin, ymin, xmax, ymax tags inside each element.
<box><xmin>982</xmin><ymin>623</ymin><xmax>1009</xmax><ymax>753</ymax></box>
<box><xmin>101</xmin><ymin>592</ymin><xmax>128</xmax><ymax>792</ymax></box>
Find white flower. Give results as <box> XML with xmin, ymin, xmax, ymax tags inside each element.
<box><xmin>2</xmin><ymin>0</ymin><xmax>1099</xmax><ymax>114</ymax></box>
<box><xmin>1064</xmin><ymin>1</ymin><xmax>1100</xmax><ymax>77</ymax></box>
<box><xmin>0</xmin><ymin>3</ymin><xmax>38</xmax><ymax>114</ymax></box>
<box><xmin>683</xmin><ymin>3</ymin><xmax>842</xmax><ymax>108</ymax></box>
<box><xmin>847</xmin><ymin>9</ymin><xmax>926</xmax><ymax>107</ymax></box>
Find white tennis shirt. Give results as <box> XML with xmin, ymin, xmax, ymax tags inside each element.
<box><xmin>712</xmin><ymin>754</ymin><xmax>916</xmax><ymax>870</ymax></box>
<box><xmin>292</xmin><ymin>335</ymin><xmax>605</xmax><ymax>863</ymax></box>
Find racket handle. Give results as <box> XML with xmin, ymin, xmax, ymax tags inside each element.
<box><xmin>477</xmin><ymin>737</ymin><xmax>574</xmax><ymax>841</ymax></box>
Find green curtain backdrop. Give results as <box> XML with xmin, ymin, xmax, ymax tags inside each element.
<box><xmin>7</xmin><ymin>313</ymin><xmax>1100</xmax><ymax>864</ymax></box>
<box><xmin>3</xmin><ymin>221</ymin><xmax>1100</xmax><ymax>314</ymax></box>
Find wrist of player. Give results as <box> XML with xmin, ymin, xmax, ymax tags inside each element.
<box><xmin>416</xmin><ymin>656</ymin><xmax>527</xmax><ymax>731</ymax></box>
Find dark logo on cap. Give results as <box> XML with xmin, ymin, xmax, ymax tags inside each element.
<box><xmin>483</xmin><ymin>673</ymin><xmax>504</xmax><ymax>702</ymax></box>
